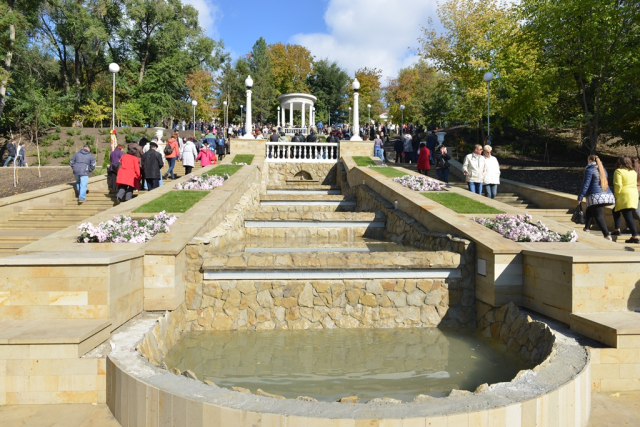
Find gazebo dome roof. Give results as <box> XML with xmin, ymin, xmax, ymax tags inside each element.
<box><xmin>277</xmin><ymin>93</ymin><xmax>317</xmax><ymax>110</ymax></box>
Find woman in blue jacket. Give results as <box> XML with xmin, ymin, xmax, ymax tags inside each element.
<box><xmin>578</xmin><ymin>155</ymin><xmax>614</xmax><ymax>239</ymax></box>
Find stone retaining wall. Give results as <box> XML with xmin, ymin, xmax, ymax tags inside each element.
<box><xmin>476</xmin><ymin>301</ymin><xmax>556</xmax><ymax>365</ymax></box>
<box><xmin>268</xmin><ymin>163</ymin><xmax>337</xmax><ymax>187</ymax></box>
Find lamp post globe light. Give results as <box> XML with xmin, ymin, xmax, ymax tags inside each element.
<box><xmin>400</xmin><ymin>104</ymin><xmax>405</xmax><ymax>137</ymax></box>
<box><xmin>108</xmin><ymin>63</ymin><xmax>119</xmax><ymax>131</ymax></box>
<box><xmin>223</xmin><ymin>101</ymin><xmax>227</xmax><ymax>128</ymax></box>
<box><xmin>483</xmin><ymin>71</ymin><xmax>494</xmax><ymax>142</ymax></box>
<box><xmin>350</xmin><ymin>78</ymin><xmax>362</xmax><ymax>141</ymax></box>
<box><xmin>241</xmin><ymin>75</ymin><xmax>254</xmax><ymax>139</ymax></box>
<box><xmin>191</xmin><ymin>100</ymin><xmax>197</xmax><ymax>138</ymax></box>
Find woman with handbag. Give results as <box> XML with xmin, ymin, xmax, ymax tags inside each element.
<box><xmin>577</xmin><ymin>155</ymin><xmax>613</xmax><ymax>240</ymax></box>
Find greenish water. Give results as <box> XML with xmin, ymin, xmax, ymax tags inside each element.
<box><xmin>163</xmin><ymin>328</ymin><xmax>529</xmax><ymax>402</ymax></box>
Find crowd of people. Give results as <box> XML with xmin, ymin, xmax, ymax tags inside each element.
<box><xmin>578</xmin><ymin>155</ymin><xmax>640</xmax><ymax>243</ymax></box>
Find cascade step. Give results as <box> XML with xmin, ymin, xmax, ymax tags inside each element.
<box><xmin>570</xmin><ymin>312</ymin><xmax>640</xmax><ymax>348</ymax></box>
<box><xmin>266</xmin><ymin>189</ymin><xmax>341</xmax><ymax>195</ymax></box>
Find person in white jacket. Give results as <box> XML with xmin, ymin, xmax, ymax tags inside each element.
<box><xmin>483</xmin><ymin>145</ymin><xmax>500</xmax><ymax>199</ymax></box>
<box><xmin>462</xmin><ymin>144</ymin><xmax>486</xmax><ymax>194</ymax></box>
<box><xmin>181</xmin><ymin>138</ymin><xmax>198</xmax><ymax>175</ymax></box>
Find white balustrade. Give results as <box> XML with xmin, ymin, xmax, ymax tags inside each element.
<box><xmin>282</xmin><ymin>127</ymin><xmax>309</xmax><ymax>136</ymax></box>
<box><xmin>266</xmin><ymin>142</ymin><xmax>339</xmax><ymax>163</ymax></box>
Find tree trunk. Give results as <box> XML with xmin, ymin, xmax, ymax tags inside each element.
<box><xmin>0</xmin><ymin>0</ymin><xmax>16</xmax><ymax>122</ymax></box>
<box><xmin>35</xmin><ymin>121</ymin><xmax>41</xmax><ymax>178</ymax></box>
<box><xmin>74</xmin><ymin>49</ymin><xmax>81</xmax><ymax>103</ymax></box>
<box><xmin>138</xmin><ymin>38</ymin><xmax>150</xmax><ymax>85</ymax></box>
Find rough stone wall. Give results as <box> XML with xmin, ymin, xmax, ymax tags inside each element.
<box><xmin>476</xmin><ymin>301</ymin><xmax>556</xmax><ymax>366</ymax></box>
<box><xmin>268</xmin><ymin>163</ymin><xmax>337</xmax><ymax>187</ymax></box>
<box><xmin>140</xmin><ymin>276</ymin><xmax>469</xmax><ymax>366</ymax></box>
<box><xmin>348</xmin><ymin>184</ymin><xmax>477</xmax><ymax>316</ymax></box>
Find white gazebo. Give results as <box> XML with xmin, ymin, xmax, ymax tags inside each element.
<box><xmin>277</xmin><ymin>93</ymin><xmax>317</xmax><ymax>135</ymax></box>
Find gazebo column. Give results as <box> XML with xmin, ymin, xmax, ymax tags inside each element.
<box><xmin>301</xmin><ymin>102</ymin><xmax>306</xmax><ymax>129</ymax></box>
<box><xmin>289</xmin><ymin>102</ymin><xmax>294</xmax><ymax>127</ymax></box>
<box><xmin>280</xmin><ymin>104</ymin><xmax>287</xmax><ymax>129</ymax></box>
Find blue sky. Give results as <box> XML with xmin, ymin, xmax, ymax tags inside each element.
<box><xmin>186</xmin><ymin>0</ymin><xmax>443</xmax><ymax>80</ymax></box>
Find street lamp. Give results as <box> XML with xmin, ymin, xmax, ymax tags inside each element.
<box><xmin>367</xmin><ymin>104</ymin><xmax>371</xmax><ymax>126</ymax></box>
<box><xmin>350</xmin><ymin>78</ymin><xmax>362</xmax><ymax>141</ymax></box>
<box><xmin>108</xmin><ymin>63</ymin><xmax>119</xmax><ymax>131</ymax></box>
<box><xmin>191</xmin><ymin>100</ymin><xmax>197</xmax><ymax>138</ymax></box>
<box><xmin>277</xmin><ymin>106</ymin><xmax>281</xmax><ymax>128</ymax></box>
<box><xmin>240</xmin><ymin>105</ymin><xmax>243</xmax><ymax>128</ymax></box>
<box><xmin>348</xmin><ymin>107</ymin><xmax>352</xmax><ymax>127</ymax></box>
<box><xmin>483</xmin><ymin>72</ymin><xmax>494</xmax><ymax>142</ymax></box>
<box><xmin>223</xmin><ymin>100</ymin><xmax>227</xmax><ymax>128</ymax></box>
<box><xmin>241</xmin><ymin>75</ymin><xmax>254</xmax><ymax>139</ymax></box>
<box><xmin>400</xmin><ymin>104</ymin><xmax>405</xmax><ymax>137</ymax></box>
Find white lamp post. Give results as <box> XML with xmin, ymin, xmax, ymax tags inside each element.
<box><xmin>241</xmin><ymin>75</ymin><xmax>254</xmax><ymax>139</ymax></box>
<box><xmin>348</xmin><ymin>107</ymin><xmax>352</xmax><ymax>126</ymax></box>
<box><xmin>483</xmin><ymin>72</ymin><xmax>494</xmax><ymax>142</ymax></box>
<box><xmin>240</xmin><ymin>105</ymin><xmax>243</xmax><ymax>128</ymax></box>
<box><xmin>108</xmin><ymin>63</ymin><xmax>119</xmax><ymax>130</ymax></box>
<box><xmin>223</xmin><ymin>101</ymin><xmax>227</xmax><ymax>128</ymax></box>
<box><xmin>350</xmin><ymin>78</ymin><xmax>362</xmax><ymax>141</ymax></box>
<box><xmin>277</xmin><ymin>106</ymin><xmax>280</xmax><ymax>128</ymax></box>
<box><xmin>191</xmin><ymin>100</ymin><xmax>197</xmax><ymax>138</ymax></box>
<box><xmin>367</xmin><ymin>104</ymin><xmax>371</xmax><ymax>126</ymax></box>
<box><xmin>400</xmin><ymin>104</ymin><xmax>405</xmax><ymax>137</ymax></box>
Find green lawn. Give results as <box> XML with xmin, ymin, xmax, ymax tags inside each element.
<box><xmin>353</xmin><ymin>156</ymin><xmax>376</xmax><ymax>166</ymax></box>
<box><xmin>232</xmin><ymin>154</ymin><xmax>254</xmax><ymax>165</ymax></box>
<box><xmin>421</xmin><ymin>192</ymin><xmax>505</xmax><ymax>214</ymax></box>
<box><xmin>133</xmin><ymin>190</ymin><xmax>210</xmax><ymax>213</ymax></box>
<box><xmin>371</xmin><ymin>167</ymin><xmax>409</xmax><ymax>178</ymax></box>
<box><xmin>208</xmin><ymin>164</ymin><xmax>243</xmax><ymax>177</ymax></box>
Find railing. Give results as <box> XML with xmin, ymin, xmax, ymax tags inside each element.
<box><xmin>266</xmin><ymin>142</ymin><xmax>339</xmax><ymax>163</ymax></box>
<box><xmin>282</xmin><ymin>127</ymin><xmax>308</xmax><ymax>135</ymax></box>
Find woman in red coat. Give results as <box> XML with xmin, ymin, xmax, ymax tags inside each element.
<box><xmin>417</xmin><ymin>142</ymin><xmax>431</xmax><ymax>175</ymax></box>
<box><xmin>115</xmin><ymin>144</ymin><xmax>141</xmax><ymax>203</ymax></box>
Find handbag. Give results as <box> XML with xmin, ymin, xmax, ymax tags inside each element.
<box><xmin>571</xmin><ymin>206</ymin><xmax>585</xmax><ymax>224</ymax></box>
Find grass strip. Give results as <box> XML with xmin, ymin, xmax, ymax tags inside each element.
<box><xmin>421</xmin><ymin>192</ymin><xmax>505</xmax><ymax>214</ymax></box>
<box><xmin>209</xmin><ymin>164</ymin><xmax>243</xmax><ymax>177</ymax></box>
<box><xmin>133</xmin><ymin>190</ymin><xmax>210</xmax><ymax>213</ymax></box>
<box><xmin>232</xmin><ymin>154</ymin><xmax>254</xmax><ymax>165</ymax></box>
<box><xmin>371</xmin><ymin>167</ymin><xmax>409</xmax><ymax>178</ymax></box>
<box><xmin>353</xmin><ymin>156</ymin><xmax>376</xmax><ymax>166</ymax></box>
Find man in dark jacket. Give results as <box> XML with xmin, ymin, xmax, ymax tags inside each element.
<box><xmin>3</xmin><ymin>140</ymin><xmax>16</xmax><ymax>167</ymax></box>
<box><xmin>270</xmin><ymin>131</ymin><xmax>280</xmax><ymax>142</ymax></box>
<box><xmin>69</xmin><ymin>145</ymin><xmax>96</xmax><ymax>204</ymax></box>
<box><xmin>426</xmin><ymin>131</ymin><xmax>438</xmax><ymax>164</ymax></box>
<box><xmin>306</xmin><ymin>131</ymin><xmax>318</xmax><ymax>142</ymax></box>
<box><xmin>141</xmin><ymin>142</ymin><xmax>164</xmax><ymax>190</ymax></box>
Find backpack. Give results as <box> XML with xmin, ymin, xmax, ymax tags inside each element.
<box><xmin>164</xmin><ymin>143</ymin><xmax>173</xmax><ymax>156</ymax></box>
<box><xmin>217</xmin><ymin>137</ymin><xmax>225</xmax><ymax>146</ymax></box>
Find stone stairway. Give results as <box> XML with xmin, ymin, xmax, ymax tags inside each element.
<box><xmin>162</xmin><ymin>161</ymin><xmax>203</xmax><ymax>179</ymax></box>
<box><xmin>0</xmin><ymin>191</ymin><xmax>128</xmax><ymax>257</ymax></box>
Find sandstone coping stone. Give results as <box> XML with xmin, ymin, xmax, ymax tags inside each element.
<box><xmin>202</xmin><ymin>251</ymin><xmax>460</xmax><ymax>271</ymax></box>
<box><xmin>246</xmin><ymin>211</ymin><xmax>384</xmax><ymax>221</ymax></box>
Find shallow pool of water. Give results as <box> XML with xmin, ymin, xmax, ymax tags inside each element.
<box><xmin>163</xmin><ymin>328</ymin><xmax>530</xmax><ymax>402</ymax></box>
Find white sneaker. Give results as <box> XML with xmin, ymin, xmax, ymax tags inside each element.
<box><xmin>605</xmin><ymin>235</ymin><xmax>612</xmax><ymax>241</ymax></box>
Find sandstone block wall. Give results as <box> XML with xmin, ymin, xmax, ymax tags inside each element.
<box><xmin>267</xmin><ymin>163</ymin><xmax>337</xmax><ymax>187</ymax></box>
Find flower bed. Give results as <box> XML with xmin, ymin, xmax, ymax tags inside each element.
<box><xmin>78</xmin><ymin>211</ymin><xmax>177</xmax><ymax>243</ymax></box>
<box><xmin>393</xmin><ymin>174</ymin><xmax>446</xmax><ymax>191</ymax></box>
<box><xmin>474</xmin><ymin>214</ymin><xmax>578</xmax><ymax>242</ymax></box>
<box><xmin>174</xmin><ymin>173</ymin><xmax>227</xmax><ymax>190</ymax></box>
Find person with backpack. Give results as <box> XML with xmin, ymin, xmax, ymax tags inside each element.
<box><xmin>69</xmin><ymin>144</ymin><xmax>96</xmax><ymax>204</ymax></box>
<box><xmin>216</xmin><ymin>135</ymin><xmax>226</xmax><ymax>160</ymax></box>
<box><xmin>163</xmin><ymin>134</ymin><xmax>180</xmax><ymax>180</ymax></box>
<box><xmin>108</xmin><ymin>144</ymin><xmax>124</xmax><ymax>192</ymax></box>
<box><xmin>196</xmin><ymin>141</ymin><xmax>216</xmax><ymax>166</ymax></box>
<box><xmin>116</xmin><ymin>144</ymin><xmax>141</xmax><ymax>203</ymax></box>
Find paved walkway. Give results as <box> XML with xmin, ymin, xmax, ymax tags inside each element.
<box><xmin>1</xmin><ymin>392</ymin><xmax>638</xmax><ymax>426</ymax></box>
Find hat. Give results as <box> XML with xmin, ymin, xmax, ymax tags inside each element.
<box><xmin>203</xmin><ymin>141</ymin><xmax>209</xmax><ymax>146</ymax></box>
<box><xmin>132</xmin><ymin>137</ymin><xmax>140</xmax><ymax>143</ymax></box>
<box><xmin>151</xmin><ymin>136</ymin><xmax>158</xmax><ymax>141</ymax></box>
<box><xmin>150</xmin><ymin>142</ymin><xmax>158</xmax><ymax>148</ymax></box>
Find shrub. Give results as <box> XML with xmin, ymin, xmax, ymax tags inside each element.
<box><xmin>40</xmin><ymin>149</ymin><xmax>52</xmax><ymax>158</ymax></box>
<box><xmin>39</xmin><ymin>158</ymin><xmax>50</xmax><ymax>166</ymax></box>
<box><xmin>60</xmin><ymin>157</ymin><xmax>71</xmax><ymax>165</ymax></box>
<box><xmin>39</xmin><ymin>139</ymin><xmax>52</xmax><ymax>147</ymax></box>
<box><xmin>67</xmin><ymin>129</ymin><xmax>81</xmax><ymax>136</ymax></box>
<box><xmin>64</xmin><ymin>138</ymin><xmax>75</xmax><ymax>147</ymax></box>
<box><xmin>52</xmin><ymin>148</ymin><xmax>70</xmax><ymax>158</ymax></box>
<box><xmin>81</xmin><ymin>134</ymin><xmax>94</xmax><ymax>141</ymax></box>
<box><xmin>55</xmin><ymin>125</ymin><xmax>61</xmax><ymax>133</ymax></box>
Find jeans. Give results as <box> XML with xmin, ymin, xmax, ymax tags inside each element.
<box><xmin>436</xmin><ymin>168</ymin><xmax>449</xmax><ymax>183</ymax></box>
<box><xmin>613</xmin><ymin>208</ymin><xmax>639</xmax><ymax>236</ymax></box>
<box><xmin>468</xmin><ymin>181</ymin><xmax>483</xmax><ymax>194</ymax></box>
<box><xmin>374</xmin><ymin>147</ymin><xmax>385</xmax><ymax>163</ymax></box>
<box><xmin>166</xmin><ymin>157</ymin><xmax>176</xmax><ymax>179</ymax></box>
<box><xmin>74</xmin><ymin>174</ymin><xmax>89</xmax><ymax>201</ymax></box>
<box><xmin>485</xmin><ymin>184</ymin><xmax>498</xmax><ymax>199</ymax></box>
<box><xmin>585</xmin><ymin>204</ymin><xmax>610</xmax><ymax>237</ymax></box>
<box><xmin>145</xmin><ymin>178</ymin><xmax>160</xmax><ymax>191</ymax></box>
<box><xmin>3</xmin><ymin>156</ymin><xmax>15</xmax><ymax>167</ymax></box>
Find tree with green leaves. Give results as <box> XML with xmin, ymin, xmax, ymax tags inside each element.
<box><xmin>247</xmin><ymin>37</ymin><xmax>276</xmax><ymax>123</ymax></box>
<box><xmin>519</xmin><ymin>0</ymin><xmax>640</xmax><ymax>154</ymax></box>
<box><xmin>307</xmin><ymin>59</ymin><xmax>350</xmax><ymax>125</ymax></box>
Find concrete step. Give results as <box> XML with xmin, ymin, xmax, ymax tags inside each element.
<box><xmin>0</xmin><ymin>221</ymin><xmax>77</xmax><ymax>229</ymax></box>
<box><xmin>266</xmin><ymin>189</ymin><xmax>341</xmax><ymax>195</ymax></box>
<box><xmin>15</xmin><ymin>215</ymin><xmax>88</xmax><ymax>221</ymax></box>
<box><xmin>0</xmin><ymin>242</ymin><xmax>25</xmax><ymax>249</ymax></box>
<box><xmin>570</xmin><ymin>312</ymin><xmax>640</xmax><ymax>348</ymax></box>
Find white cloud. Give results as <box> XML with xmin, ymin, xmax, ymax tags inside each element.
<box><xmin>291</xmin><ymin>0</ymin><xmax>440</xmax><ymax>81</ymax></box>
<box><xmin>184</xmin><ymin>0</ymin><xmax>222</xmax><ymax>39</ymax></box>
